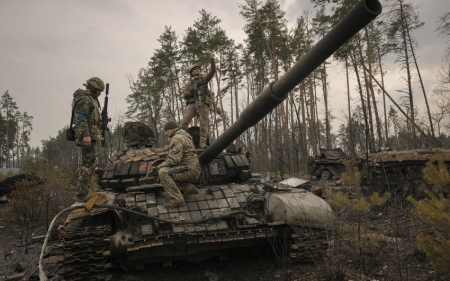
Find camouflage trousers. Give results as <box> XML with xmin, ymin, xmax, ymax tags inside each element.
<box><xmin>158</xmin><ymin>165</ymin><xmax>201</xmax><ymax>204</ymax></box>
<box><xmin>75</xmin><ymin>143</ymin><xmax>98</xmax><ymax>200</ymax></box>
<box><xmin>180</xmin><ymin>103</ymin><xmax>210</xmax><ymax>148</ymax></box>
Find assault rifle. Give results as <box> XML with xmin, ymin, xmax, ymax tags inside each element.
<box><xmin>168</xmin><ymin>167</ymin><xmax>189</xmax><ymax>176</ymax></box>
<box><xmin>194</xmin><ymin>81</ymin><xmax>201</xmax><ymax>119</ymax></box>
<box><xmin>101</xmin><ymin>83</ymin><xmax>111</xmax><ymax>147</ymax></box>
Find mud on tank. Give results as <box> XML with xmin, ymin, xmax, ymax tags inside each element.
<box><xmin>40</xmin><ymin>0</ymin><xmax>382</xmax><ymax>279</ymax></box>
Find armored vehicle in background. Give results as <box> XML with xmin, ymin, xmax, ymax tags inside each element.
<box><xmin>307</xmin><ymin>148</ymin><xmax>353</xmax><ymax>180</ymax></box>
<box><xmin>41</xmin><ymin>0</ymin><xmax>381</xmax><ymax>279</ymax></box>
<box><xmin>367</xmin><ymin>148</ymin><xmax>450</xmax><ymax>197</ymax></box>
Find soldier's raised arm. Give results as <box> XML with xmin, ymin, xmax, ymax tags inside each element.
<box><xmin>202</xmin><ymin>50</ymin><xmax>216</xmax><ymax>83</ymax></box>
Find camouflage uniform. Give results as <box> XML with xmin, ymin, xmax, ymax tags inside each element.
<box><xmin>158</xmin><ymin>128</ymin><xmax>201</xmax><ymax>205</ymax></box>
<box><xmin>180</xmin><ymin>56</ymin><xmax>216</xmax><ymax>148</ymax></box>
<box><xmin>72</xmin><ymin>88</ymin><xmax>103</xmax><ymax>202</ymax></box>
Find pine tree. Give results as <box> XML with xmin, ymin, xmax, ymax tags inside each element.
<box><xmin>436</xmin><ymin>12</ymin><xmax>450</xmax><ymax>56</ymax></box>
<box><xmin>386</xmin><ymin>0</ymin><xmax>426</xmax><ymax>146</ymax></box>
<box><xmin>408</xmin><ymin>150</ymin><xmax>450</xmax><ymax>277</ymax></box>
<box><xmin>1</xmin><ymin>91</ymin><xmax>18</xmax><ymax>168</ymax></box>
<box><xmin>18</xmin><ymin>112</ymin><xmax>33</xmax><ymax>167</ymax></box>
<box><xmin>325</xmin><ymin>160</ymin><xmax>389</xmax><ymax>273</ymax></box>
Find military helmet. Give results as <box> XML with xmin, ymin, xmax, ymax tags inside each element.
<box><xmin>163</xmin><ymin>120</ymin><xmax>179</xmax><ymax>130</ymax></box>
<box><xmin>189</xmin><ymin>64</ymin><xmax>201</xmax><ymax>75</ymax></box>
<box><xmin>83</xmin><ymin>77</ymin><xmax>105</xmax><ymax>92</ymax></box>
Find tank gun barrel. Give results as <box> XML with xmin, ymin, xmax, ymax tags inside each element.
<box><xmin>199</xmin><ymin>0</ymin><xmax>381</xmax><ymax>166</ymax></box>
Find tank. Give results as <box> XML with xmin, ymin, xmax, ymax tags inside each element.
<box><xmin>367</xmin><ymin>148</ymin><xmax>450</xmax><ymax>198</ymax></box>
<box><xmin>41</xmin><ymin>0</ymin><xmax>382</xmax><ymax>279</ymax></box>
<box><xmin>307</xmin><ymin>148</ymin><xmax>354</xmax><ymax>180</ymax></box>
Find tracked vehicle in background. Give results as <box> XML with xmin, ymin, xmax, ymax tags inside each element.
<box><xmin>42</xmin><ymin>0</ymin><xmax>381</xmax><ymax>279</ymax></box>
<box><xmin>367</xmin><ymin>148</ymin><xmax>450</xmax><ymax>198</ymax></box>
<box><xmin>307</xmin><ymin>148</ymin><xmax>362</xmax><ymax>180</ymax></box>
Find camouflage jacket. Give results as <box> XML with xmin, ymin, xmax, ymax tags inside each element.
<box><xmin>159</xmin><ymin>128</ymin><xmax>199</xmax><ymax>169</ymax></box>
<box><xmin>72</xmin><ymin>89</ymin><xmax>103</xmax><ymax>141</ymax></box>
<box><xmin>183</xmin><ymin>57</ymin><xmax>216</xmax><ymax>106</ymax></box>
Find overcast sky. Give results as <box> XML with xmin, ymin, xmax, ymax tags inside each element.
<box><xmin>0</xmin><ymin>0</ymin><xmax>448</xmax><ymax>148</ymax></box>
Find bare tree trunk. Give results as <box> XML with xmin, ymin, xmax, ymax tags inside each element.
<box><xmin>350</xmin><ymin>51</ymin><xmax>371</xmax><ymax>154</ymax></box>
<box><xmin>308</xmin><ymin>76</ymin><xmax>317</xmax><ymax>156</ymax></box>
<box><xmin>171</xmin><ymin>58</ymin><xmax>183</xmax><ymax>120</ymax></box>
<box><xmin>231</xmin><ymin>66</ymin><xmax>241</xmax><ymax>147</ymax></box>
<box><xmin>314</xmin><ymin>75</ymin><xmax>321</xmax><ymax>150</ymax></box>
<box><xmin>261</xmin><ymin>71</ymin><xmax>269</xmax><ymax>169</ymax></box>
<box><xmin>364</xmin><ymin>28</ymin><xmax>383</xmax><ymax>147</ymax></box>
<box><xmin>399</xmin><ymin>0</ymin><xmax>416</xmax><ymax>143</ymax></box>
<box><xmin>305</xmin><ymin>20</ymin><xmax>317</xmax><ymax>156</ymax></box>
<box><xmin>300</xmin><ymin>84</ymin><xmax>308</xmax><ymax>160</ymax></box>
<box><xmin>376</xmin><ymin>44</ymin><xmax>389</xmax><ymax>142</ymax></box>
<box><xmin>245</xmin><ymin>73</ymin><xmax>251</xmax><ymax>151</ymax></box>
<box><xmin>406</xmin><ymin>23</ymin><xmax>435</xmax><ymax>140</ymax></box>
<box><xmin>289</xmin><ymin>91</ymin><xmax>296</xmax><ymax>173</ymax></box>
<box><xmin>345</xmin><ymin>56</ymin><xmax>356</xmax><ymax>156</ymax></box>
<box><xmin>321</xmin><ymin>64</ymin><xmax>331</xmax><ymax>149</ymax></box>
<box><xmin>361</xmin><ymin>62</ymin><xmax>437</xmax><ymax>145</ymax></box>
<box><xmin>6</xmin><ymin>111</ymin><xmax>10</xmax><ymax>168</ymax></box>
<box><xmin>16</xmin><ymin>126</ymin><xmax>20</xmax><ymax>168</ymax></box>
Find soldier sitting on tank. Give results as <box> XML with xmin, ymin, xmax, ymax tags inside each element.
<box><xmin>157</xmin><ymin>120</ymin><xmax>201</xmax><ymax>208</ymax></box>
<box><xmin>180</xmin><ymin>50</ymin><xmax>216</xmax><ymax>149</ymax></box>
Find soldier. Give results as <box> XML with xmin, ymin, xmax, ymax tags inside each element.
<box><xmin>180</xmin><ymin>50</ymin><xmax>216</xmax><ymax>149</ymax></box>
<box><xmin>72</xmin><ymin>77</ymin><xmax>105</xmax><ymax>202</ymax></box>
<box><xmin>158</xmin><ymin>120</ymin><xmax>201</xmax><ymax>208</ymax></box>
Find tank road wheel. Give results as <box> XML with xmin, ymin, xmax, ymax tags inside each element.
<box><xmin>320</xmin><ymin>169</ymin><xmax>332</xmax><ymax>181</ymax></box>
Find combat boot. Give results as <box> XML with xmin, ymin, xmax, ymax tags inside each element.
<box><xmin>164</xmin><ymin>201</ymin><xmax>186</xmax><ymax>208</ymax></box>
<box><xmin>183</xmin><ymin>184</ymin><xmax>199</xmax><ymax>198</ymax></box>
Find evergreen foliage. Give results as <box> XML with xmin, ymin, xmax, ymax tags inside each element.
<box><xmin>325</xmin><ymin>160</ymin><xmax>389</xmax><ymax>274</ymax></box>
<box><xmin>326</xmin><ymin>161</ymin><xmax>389</xmax><ymax>214</ymax></box>
<box><xmin>422</xmin><ymin>150</ymin><xmax>450</xmax><ymax>189</ymax></box>
<box><xmin>408</xmin><ymin>150</ymin><xmax>450</xmax><ymax>277</ymax></box>
<box><xmin>0</xmin><ymin>91</ymin><xmax>34</xmax><ymax>168</ymax></box>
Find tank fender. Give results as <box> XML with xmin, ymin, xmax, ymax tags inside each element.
<box><xmin>265</xmin><ymin>190</ymin><xmax>335</xmax><ymax>229</ymax></box>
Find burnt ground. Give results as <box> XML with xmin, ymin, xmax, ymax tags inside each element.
<box><xmin>0</xmin><ymin>180</ymin><xmax>445</xmax><ymax>281</ymax></box>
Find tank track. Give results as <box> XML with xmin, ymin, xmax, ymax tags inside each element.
<box><xmin>289</xmin><ymin>227</ymin><xmax>331</xmax><ymax>263</ymax></box>
<box><xmin>55</xmin><ymin>214</ymin><xmax>113</xmax><ymax>280</ymax></box>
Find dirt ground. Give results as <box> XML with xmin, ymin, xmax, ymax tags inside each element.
<box><xmin>0</xmin><ymin>180</ymin><xmax>446</xmax><ymax>281</ymax></box>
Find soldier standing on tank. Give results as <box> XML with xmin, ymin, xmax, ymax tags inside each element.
<box><xmin>157</xmin><ymin>120</ymin><xmax>201</xmax><ymax>208</ymax></box>
<box><xmin>180</xmin><ymin>50</ymin><xmax>216</xmax><ymax>149</ymax></box>
<box><xmin>72</xmin><ymin>77</ymin><xmax>105</xmax><ymax>202</ymax></box>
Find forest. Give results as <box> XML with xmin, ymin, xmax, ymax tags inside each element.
<box><xmin>1</xmin><ymin>0</ymin><xmax>450</xmax><ymax>280</ymax></box>
<box><xmin>1</xmin><ymin>0</ymin><xmax>450</xmax><ymax>175</ymax></box>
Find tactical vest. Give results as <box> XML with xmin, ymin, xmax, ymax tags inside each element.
<box><xmin>72</xmin><ymin>90</ymin><xmax>103</xmax><ymax>145</ymax></box>
<box><xmin>188</xmin><ymin>78</ymin><xmax>212</xmax><ymax>106</ymax></box>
